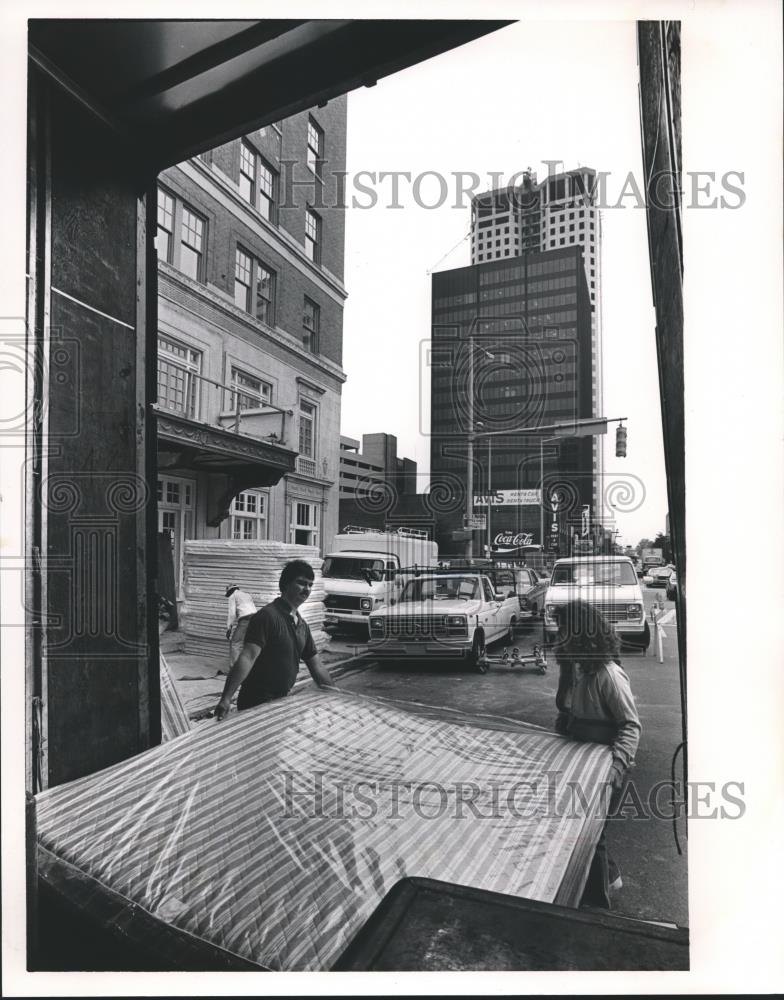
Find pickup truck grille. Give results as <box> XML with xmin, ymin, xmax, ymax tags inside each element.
<box><xmin>324</xmin><ymin>595</ymin><xmax>361</xmax><ymax>610</ymax></box>
<box><xmin>383</xmin><ymin>616</ymin><xmax>467</xmax><ymax>638</ymax></box>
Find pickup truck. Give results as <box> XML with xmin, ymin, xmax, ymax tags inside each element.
<box><xmin>368</xmin><ymin>568</ymin><xmax>520</xmax><ymax>672</ymax></box>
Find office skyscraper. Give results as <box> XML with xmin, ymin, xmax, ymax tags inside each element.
<box><xmin>430</xmin><ymin>245</ymin><xmax>594</xmax><ymax>556</ymax></box>
<box><xmin>470</xmin><ymin>167</ymin><xmax>604</xmax><ymax>518</ymax></box>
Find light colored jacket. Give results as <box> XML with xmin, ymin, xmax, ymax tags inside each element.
<box><xmin>564</xmin><ymin>661</ymin><xmax>641</xmax><ymax>769</ymax></box>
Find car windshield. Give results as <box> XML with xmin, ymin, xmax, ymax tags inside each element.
<box><xmin>321</xmin><ymin>556</ymin><xmax>385</xmax><ymax>581</ymax></box>
<box><xmin>550</xmin><ymin>561</ymin><xmax>638</xmax><ymax>586</ymax></box>
<box><xmin>400</xmin><ymin>575</ymin><xmax>480</xmax><ymax>602</ymax></box>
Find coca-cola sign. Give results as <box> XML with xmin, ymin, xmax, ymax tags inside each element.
<box><xmin>494</xmin><ymin>531</ymin><xmax>534</xmax><ymax>547</ymax></box>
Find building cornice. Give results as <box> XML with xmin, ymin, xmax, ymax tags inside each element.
<box><xmin>295</xmin><ymin>375</ymin><xmax>327</xmax><ymax>396</ymax></box>
<box><xmin>158</xmin><ymin>262</ymin><xmax>347</xmax><ymax>387</ymax></box>
<box><xmin>175</xmin><ymin>158</ymin><xmax>348</xmax><ymax>304</ymax></box>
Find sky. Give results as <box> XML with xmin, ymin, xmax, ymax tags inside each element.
<box><xmin>340</xmin><ymin>19</ymin><xmax>666</xmax><ymax>547</ymax></box>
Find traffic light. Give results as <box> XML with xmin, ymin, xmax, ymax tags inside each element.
<box><xmin>616</xmin><ymin>424</ymin><xmax>627</xmax><ymax>458</ymax></box>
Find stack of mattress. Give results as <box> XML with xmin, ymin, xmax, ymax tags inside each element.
<box><xmin>36</xmin><ymin>689</ymin><xmax>613</xmax><ymax>971</ymax></box>
<box><xmin>180</xmin><ymin>540</ymin><xmax>330</xmax><ymax>656</ymax></box>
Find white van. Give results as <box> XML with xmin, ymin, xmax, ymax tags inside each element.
<box><xmin>322</xmin><ymin>527</ymin><xmax>438</xmax><ymax>629</ymax></box>
<box><xmin>542</xmin><ymin>555</ymin><xmax>650</xmax><ymax>651</ymax></box>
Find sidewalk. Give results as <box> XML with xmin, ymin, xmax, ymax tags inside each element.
<box><xmin>160</xmin><ymin>628</ymin><xmax>371</xmax><ymax>718</ymax></box>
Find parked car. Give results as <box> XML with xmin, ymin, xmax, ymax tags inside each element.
<box><xmin>515</xmin><ymin>566</ymin><xmax>550</xmax><ymax>620</ymax></box>
<box><xmin>543</xmin><ymin>555</ymin><xmax>650</xmax><ymax>652</ymax></box>
<box><xmin>646</xmin><ymin>566</ymin><xmax>674</xmax><ymax>589</ymax></box>
<box><xmin>368</xmin><ymin>569</ymin><xmax>520</xmax><ymax>672</ymax></box>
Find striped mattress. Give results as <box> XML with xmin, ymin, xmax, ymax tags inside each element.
<box><xmin>36</xmin><ymin>689</ymin><xmax>612</xmax><ymax>970</ymax></box>
<box><xmin>159</xmin><ymin>653</ymin><xmax>191</xmax><ymax>742</ymax></box>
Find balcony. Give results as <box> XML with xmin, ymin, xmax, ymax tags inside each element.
<box><xmin>156</xmin><ymin>364</ymin><xmax>290</xmax><ymax>444</ymax></box>
<box><xmin>154</xmin><ymin>365</ymin><xmax>298</xmax><ymax>525</ymax></box>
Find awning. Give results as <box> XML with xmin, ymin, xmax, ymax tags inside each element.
<box><xmin>28</xmin><ymin>19</ymin><xmax>513</xmax><ymax>170</ymax></box>
<box><xmin>155</xmin><ymin>409</ymin><xmax>296</xmax><ymax>525</ymax></box>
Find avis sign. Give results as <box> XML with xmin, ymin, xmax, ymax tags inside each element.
<box><xmin>494</xmin><ymin>531</ymin><xmax>534</xmax><ymax>547</ymax></box>
<box><xmin>474</xmin><ymin>489</ymin><xmax>542</xmax><ymax>507</ymax></box>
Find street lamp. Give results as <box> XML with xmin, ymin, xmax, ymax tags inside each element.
<box><xmin>539</xmin><ymin>435</ymin><xmax>558</xmax><ymax>554</ymax></box>
<box><xmin>465</xmin><ymin>340</ymin><xmax>494</xmax><ymax>558</ymax></box>
<box><xmin>476</xmin><ymin>420</ymin><xmax>492</xmax><ymax>556</ymax></box>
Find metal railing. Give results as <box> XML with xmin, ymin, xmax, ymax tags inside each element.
<box><xmin>156</xmin><ymin>365</ymin><xmax>292</xmax><ymax>445</ymax></box>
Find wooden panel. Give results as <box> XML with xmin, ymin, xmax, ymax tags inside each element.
<box><xmin>46</xmin><ymin>661</ymin><xmax>145</xmax><ymax>787</ymax></box>
<box><xmin>45</xmin><ymin>296</ymin><xmax>144</xmax><ymax>660</ymax></box>
<box><xmin>34</xmin><ymin>73</ymin><xmax>155</xmax><ymax>787</ymax></box>
<box><xmin>334</xmin><ymin>876</ymin><xmax>689</xmax><ymax>971</ymax></box>
<box><xmin>49</xmin><ymin>85</ymin><xmax>138</xmax><ymax>326</ymax></box>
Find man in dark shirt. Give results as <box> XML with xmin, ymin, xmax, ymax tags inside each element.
<box><xmin>214</xmin><ymin>559</ymin><xmax>334</xmax><ymax>720</ymax></box>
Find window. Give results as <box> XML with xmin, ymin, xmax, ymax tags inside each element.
<box><xmin>156</xmin><ymin>189</ymin><xmax>174</xmax><ymax>263</ymax></box>
<box><xmin>292</xmin><ymin>500</ymin><xmax>319</xmax><ymax>546</ymax></box>
<box><xmin>231</xmin><ymin>490</ymin><xmax>268</xmax><ymax>540</ymax></box>
<box><xmin>157</xmin><ymin>335</ymin><xmax>201</xmax><ymax>418</ymax></box>
<box><xmin>180</xmin><ymin>206</ymin><xmax>205</xmax><ymax>280</ymax></box>
<box><xmin>258</xmin><ymin>160</ymin><xmax>276</xmax><ymax>222</ymax></box>
<box><xmin>234</xmin><ymin>246</ymin><xmax>276</xmax><ymax>325</ymax></box>
<box><xmin>306</xmin><ymin>117</ymin><xmax>323</xmax><ymax>178</ymax></box>
<box><xmin>228</xmin><ymin>367</ymin><xmax>272</xmax><ymax>411</ymax></box>
<box><xmin>156</xmin><ymin>187</ymin><xmax>207</xmax><ymax>282</ymax></box>
<box><xmin>256</xmin><ymin>263</ymin><xmax>274</xmax><ymax>324</ymax></box>
<box><xmin>234</xmin><ymin>248</ymin><xmax>252</xmax><ymax>311</ymax></box>
<box><xmin>239</xmin><ymin>142</ymin><xmax>255</xmax><ymax>203</ymax></box>
<box><xmin>303</xmin><ymin>297</ymin><xmax>320</xmax><ymax>353</ymax></box>
<box><xmin>239</xmin><ymin>141</ymin><xmax>278</xmax><ymax>222</ymax></box>
<box><xmin>299</xmin><ymin>399</ymin><xmax>316</xmax><ymax>457</ymax></box>
<box><xmin>305</xmin><ymin>209</ymin><xmax>321</xmax><ymax>263</ymax></box>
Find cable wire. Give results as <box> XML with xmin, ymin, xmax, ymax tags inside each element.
<box><xmin>426</xmin><ymin>227</ymin><xmax>472</xmax><ymax>275</ymax></box>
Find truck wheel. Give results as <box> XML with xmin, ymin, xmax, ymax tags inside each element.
<box><xmin>470</xmin><ymin>634</ymin><xmax>488</xmax><ymax>673</ymax></box>
<box><xmin>623</xmin><ymin>622</ymin><xmax>651</xmax><ymax>654</ymax></box>
<box><xmin>507</xmin><ymin>617</ymin><xmax>518</xmax><ymax>642</ymax></box>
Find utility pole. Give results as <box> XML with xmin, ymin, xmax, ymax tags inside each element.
<box><xmin>465</xmin><ymin>343</ymin><xmax>474</xmax><ymax>559</ymax></box>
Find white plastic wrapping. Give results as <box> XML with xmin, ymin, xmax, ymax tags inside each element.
<box><xmin>36</xmin><ymin>689</ymin><xmax>612</xmax><ymax>970</ymax></box>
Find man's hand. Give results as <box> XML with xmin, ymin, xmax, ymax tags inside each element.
<box><xmin>305</xmin><ymin>652</ymin><xmax>335</xmax><ymax>690</ymax></box>
<box><xmin>214</xmin><ymin>697</ymin><xmax>232</xmax><ymax>721</ymax></box>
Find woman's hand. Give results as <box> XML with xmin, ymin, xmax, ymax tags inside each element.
<box><xmin>609</xmin><ymin>760</ymin><xmax>626</xmax><ymax>790</ymax></box>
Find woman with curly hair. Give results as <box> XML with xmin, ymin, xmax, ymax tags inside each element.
<box><xmin>553</xmin><ymin>599</ymin><xmax>642</xmax><ymax>909</ymax></box>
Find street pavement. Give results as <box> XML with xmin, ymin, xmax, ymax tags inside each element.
<box><xmin>164</xmin><ymin>584</ymin><xmax>687</xmax><ymax>928</ymax></box>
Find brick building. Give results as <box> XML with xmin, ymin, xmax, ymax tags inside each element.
<box><xmin>154</xmin><ymin>100</ymin><xmax>348</xmax><ymax>594</ymax></box>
